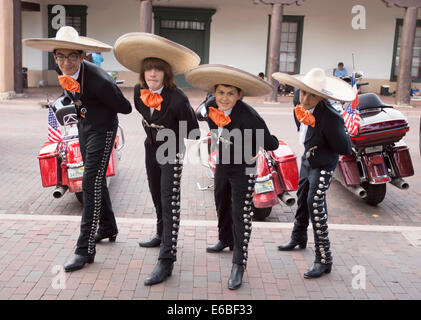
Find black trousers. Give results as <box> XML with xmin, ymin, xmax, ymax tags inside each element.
<box><xmin>214</xmin><ymin>165</ymin><xmax>256</xmax><ymax>266</ymax></box>
<box><xmin>145</xmin><ymin>142</ymin><xmax>183</xmax><ymax>262</ymax></box>
<box><xmin>75</xmin><ymin>121</ymin><xmax>118</xmax><ymax>256</ymax></box>
<box><xmin>292</xmin><ymin>158</ymin><xmax>335</xmax><ymax>264</ymax></box>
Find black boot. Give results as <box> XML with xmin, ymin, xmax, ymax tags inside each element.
<box><xmin>144</xmin><ymin>259</ymin><xmax>174</xmax><ymax>286</ymax></box>
<box><xmin>228</xmin><ymin>263</ymin><xmax>244</xmax><ymax>290</ymax></box>
<box><xmin>304</xmin><ymin>263</ymin><xmax>332</xmax><ymax>279</ymax></box>
<box><xmin>64</xmin><ymin>254</ymin><xmax>95</xmax><ymax>272</ymax></box>
<box><xmin>277</xmin><ymin>238</ymin><xmax>307</xmax><ymax>251</ymax></box>
<box><xmin>94</xmin><ymin>232</ymin><xmax>117</xmax><ymax>243</ymax></box>
<box><xmin>139</xmin><ymin>234</ymin><xmax>161</xmax><ymax>248</ymax></box>
<box><xmin>207</xmin><ymin>241</ymin><xmax>234</xmax><ymax>253</ymax></box>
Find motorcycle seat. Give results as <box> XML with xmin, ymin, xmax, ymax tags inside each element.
<box><xmin>358</xmin><ymin>93</ymin><xmax>392</xmax><ymax>111</ymax></box>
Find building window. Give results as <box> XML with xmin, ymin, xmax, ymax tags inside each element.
<box><xmin>160</xmin><ymin>19</ymin><xmax>205</xmax><ymax>31</ymax></box>
<box><xmin>280</xmin><ymin>21</ymin><xmax>299</xmax><ymax>73</ymax></box>
<box><xmin>391</xmin><ymin>19</ymin><xmax>421</xmax><ymax>82</ymax></box>
<box><xmin>266</xmin><ymin>15</ymin><xmax>304</xmax><ymax>76</ymax></box>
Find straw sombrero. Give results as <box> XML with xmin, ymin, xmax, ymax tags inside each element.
<box><xmin>114</xmin><ymin>32</ymin><xmax>200</xmax><ymax>75</ymax></box>
<box><xmin>272</xmin><ymin>68</ymin><xmax>356</xmax><ymax>102</ymax></box>
<box><xmin>23</xmin><ymin>26</ymin><xmax>112</xmax><ymax>52</ymax></box>
<box><xmin>185</xmin><ymin>64</ymin><xmax>274</xmax><ymax>97</ymax></box>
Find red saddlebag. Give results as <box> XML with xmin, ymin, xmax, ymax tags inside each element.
<box><xmin>38</xmin><ymin>142</ymin><xmax>59</xmax><ymax>187</ymax></box>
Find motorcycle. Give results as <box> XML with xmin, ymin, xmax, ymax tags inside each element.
<box><xmin>333</xmin><ymin>92</ymin><xmax>414</xmax><ymax>205</ymax></box>
<box><xmin>37</xmin><ymin>87</ymin><xmax>125</xmax><ymax>205</ymax></box>
<box><xmin>195</xmin><ymin>95</ymin><xmax>299</xmax><ymax>220</ymax></box>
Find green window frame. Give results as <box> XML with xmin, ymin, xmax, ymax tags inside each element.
<box><xmin>153</xmin><ymin>6</ymin><xmax>216</xmax><ymax>65</ymax></box>
<box><xmin>47</xmin><ymin>5</ymin><xmax>87</xmax><ymax>70</ymax></box>
<box><xmin>390</xmin><ymin>19</ymin><xmax>421</xmax><ymax>82</ymax></box>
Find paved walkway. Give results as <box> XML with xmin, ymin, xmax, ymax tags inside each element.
<box><xmin>1</xmin><ymin>88</ymin><xmax>421</xmax><ymax>301</ymax></box>
<box><xmin>0</xmin><ymin>214</ymin><xmax>420</xmax><ymax>300</ymax></box>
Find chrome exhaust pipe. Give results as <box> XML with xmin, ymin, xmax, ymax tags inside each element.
<box><xmin>53</xmin><ymin>186</ymin><xmax>68</xmax><ymax>199</ymax></box>
<box><xmin>334</xmin><ymin>169</ymin><xmax>367</xmax><ymax>198</ymax></box>
<box><xmin>390</xmin><ymin>178</ymin><xmax>409</xmax><ymax>190</ymax></box>
<box><xmin>349</xmin><ymin>185</ymin><xmax>367</xmax><ymax>198</ymax></box>
<box><xmin>279</xmin><ymin>192</ymin><xmax>296</xmax><ymax>207</ymax></box>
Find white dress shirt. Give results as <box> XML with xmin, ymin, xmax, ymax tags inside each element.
<box><xmin>298</xmin><ymin>107</ymin><xmax>315</xmax><ymax>146</ymax></box>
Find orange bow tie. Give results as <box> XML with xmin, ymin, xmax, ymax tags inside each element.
<box><xmin>140</xmin><ymin>89</ymin><xmax>163</xmax><ymax>111</ymax></box>
<box><xmin>58</xmin><ymin>75</ymin><xmax>80</xmax><ymax>93</ymax></box>
<box><xmin>209</xmin><ymin>107</ymin><xmax>231</xmax><ymax>127</ymax></box>
<box><xmin>295</xmin><ymin>105</ymin><xmax>316</xmax><ymax>128</ymax></box>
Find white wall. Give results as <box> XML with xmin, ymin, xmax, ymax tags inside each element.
<box><xmin>21</xmin><ymin>0</ymin><xmax>421</xmax><ymax>83</ymax></box>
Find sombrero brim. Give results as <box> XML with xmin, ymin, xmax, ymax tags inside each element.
<box><xmin>23</xmin><ymin>36</ymin><xmax>112</xmax><ymax>52</ymax></box>
<box><xmin>113</xmin><ymin>32</ymin><xmax>200</xmax><ymax>75</ymax></box>
<box><xmin>272</xmin><ymin>72</ymin><xmax>356</xmax><ymax>102</ymax></box>
<box><xmin>185</xmin><ymin>64</ymin><xmax>274</xmax><ymax>97</ymax></box>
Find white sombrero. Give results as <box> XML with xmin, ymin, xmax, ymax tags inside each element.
<box><xmin>113</xmin><ymin>32</ymin><xmax>200</xmax><ymax>75</ymax></box>
<box><xmin>272</xmin><ymin>68</ymin><xmax>356</xmax><ymax>102</ymax></box>
<box><xmin>23</xmin><ymin>26</ymin><xmax>112</xmax><ymax>52</ymax></box>
<box><xmin>185</xmin><ymin>64</ymin><xmax>274</xmax><ymax>97</ymax></box>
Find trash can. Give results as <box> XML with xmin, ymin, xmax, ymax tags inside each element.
<box><xmin>380</xmin><ymin>85</ymin><xmax>390</xmax><ymax>96</ymax></box>
<box><xmin>22</xmin><ymin>67</ymin><xmax>28</xmax><ymax>88</ymax></box>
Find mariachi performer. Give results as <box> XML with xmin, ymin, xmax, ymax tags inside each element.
<box><xmin>185</xmin><ymin>65</ymin><xmax>279</xmax><ymax>289</ymax></box>
<box><xmin>24</xmin><ymin>26</ymin><xmax>132</xmax><ymax>272</ymax></box>
<box><xmin>272</xmin><ymin>68</ymin><xmax>354</xmax><ymax>278</ymax></box>
<box><xmin>114</xmin><ymin>33</ymin><xmax>200</xmax><ymax>285</ymax></box>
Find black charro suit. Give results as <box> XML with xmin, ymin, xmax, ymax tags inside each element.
<box><xmin>205</xmin><ymin>98</ymin><xmax>278</xmax><ymax>267</ymax></box>
<box><xmin>291</xmin><ymin>91</ymin><xmax>351</xmax><ymax>265</ymax></box>
<box><xmin>65</xmin><ymin>61</ymin><xmax>132</xmax><ymax>257</ymax></box>
<box><xmin>134</xmin><ymin>84</ymin><xmax>199</xmax><ymax>262</ymax></box>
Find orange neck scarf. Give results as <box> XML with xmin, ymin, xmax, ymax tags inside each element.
<box><xmin>58</xmin><ymin>75</ymin><xmax>80</xmax><ymax>93</ymax></box>
<box><xmin>295</xmin><ymin>105</ymin><xmax>316</xmax><ymax>128</ymax></box>
<box><xmin>140</xmin><ymin>89</ymin><xmax>163</xmax><ymax>111</ymax></box>
<box><xmin>209</xmin><ymin>107</ymin><xmax>231</xmax><ymax>127</ymax></box>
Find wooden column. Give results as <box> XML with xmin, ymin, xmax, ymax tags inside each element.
<box><xmin>140</xmin><ymin>0</ymin><xmax>152</xmax><ymax>33</ymax></box>
<box><xmin>13</xmin><ymin>0</ymin><xmax>22</xmax><ymax>94</ymax></box>
<box><xmin>266</xmin><ymin>4</ymin><xmax>283</xmax><ymax>102</ymax></box>
<box><xmin>0</xmin><ymin>0</ymin><xmax>15</xmax><ymax>98</ymax></box>
<box><xmin>396</xmin><ymin>7</ymin><xmax>418</xmax><ymax>106</ymax></box>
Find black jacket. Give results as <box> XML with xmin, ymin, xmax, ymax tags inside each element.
<box><xmin>134</xmin><ymin>85</ymin><xmax>199</xmax><ymax>152</ymax></box>
<box><xmin>61</xmin><ymin>61</ymin><xmax>132</xmax><ymax>132</ymax></box>
<box><xmin>293</xmin><ymin>96</ymin><xmax>352</xmax><ymax>169</ymax></box>
<box><xmin>205</xmin><ymin>98</ymin><xmax>279</xmax><ymax>167</ymax></box>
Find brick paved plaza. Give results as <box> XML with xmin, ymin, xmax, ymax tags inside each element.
<box><xmin>0</xmin><ymin>88</ymin><xmax>420</xmax><ymax>301</ymax></box>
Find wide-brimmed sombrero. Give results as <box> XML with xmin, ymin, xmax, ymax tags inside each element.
<box><xmin>114</xmin><ymin>32</ymin><xmax>200</xmax><ymax>75</ymax></box>
<box><xmin>272</xmin><ymin>68</ymin><xmax>356</xmax><ymax>102</ymax></box>
<box><xmin>23</xmin><ymin>26</ymin><xmax>112</xmax><ymax>52</ymax></box>
<box><xmin>185</xmin><ymin>64</ymin><xmax>274</xmax><ymax>97</ymax></box>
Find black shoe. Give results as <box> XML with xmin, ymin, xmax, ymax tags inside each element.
<box><xmin>206</xmin><ymin>241</ymin><xmax>234</xmax><ymax>253</ymax></box>
<box><xmin>139</xmin><ymin>234</ymin><xmax>161</xmax><ymax>248</ymax></box>
<box><xmin>94</xmin><ymin>232</ymin><xmax>117</xmax><ymax>243</ymax></box>
<box><xmin>304</xmin><ymin>263</ymin><xmax>332</xmax><ymax>279</ymax></box>
<box><xmin>277</xmin><ymin>238</ymin><xmax>307</xmax><ymax>251</ymax></box>
<box><xmin>64</xmin><ymin>254</ymin><xmax>94</xmax><ymax>272</ymax></box>
<box><xmin>228</xmin><ymin>263</ymin><xmax>244</xmax><ymax>290</ymax></box>
<box><xmin>144</xmin><ymin>259</ymin><xmax>174</xmax><ymax>286</ymax></box>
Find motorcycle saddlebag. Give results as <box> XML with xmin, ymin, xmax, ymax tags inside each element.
<box><xmin>268</xmin><ymin>142</ymin><xmax>299</xmax><ymax>192</ymax></box>
<box><xmin>338</xmin><ymin>154</ymin><xmax>361</xmax><ymax>186</ymax></box>
<box><xmin>390</xmin><ymin>145</ymin><xmax>414</xmax><ymax>178</ymax></box>
<box><xmin>37</xmin><ymin>142</ymin><xmax>59</xmax><ymax>187</ymax></box>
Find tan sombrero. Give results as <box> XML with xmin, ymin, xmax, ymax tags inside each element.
<box><xmin>23</xmin><ymin>26</ymin><xmax>112</xmax><ymax>52</ymax></box>
<box><xmin>272</xmin><ymin>68</ymin><xmax>356</xmax><ymax>102</ymax></box>
<box><xmin>185</xmin><ymin>64</ymin><xmax>274</xmax><ymax>97</ymax></box>
<box><xmin>114</xmin><ymin>32</ymin><xmax>200</xmax><ymax>75</ymax></box>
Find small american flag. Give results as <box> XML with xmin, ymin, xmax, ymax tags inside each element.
<box><xmin>48</xmin><ymin>106</ymin><xmax>63</xmax><ymax>142</ymax></box>
<box><xmin>342</xmin><ymin>73</ymin><xmax>361</xmax><ymax>136</ymax></box>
